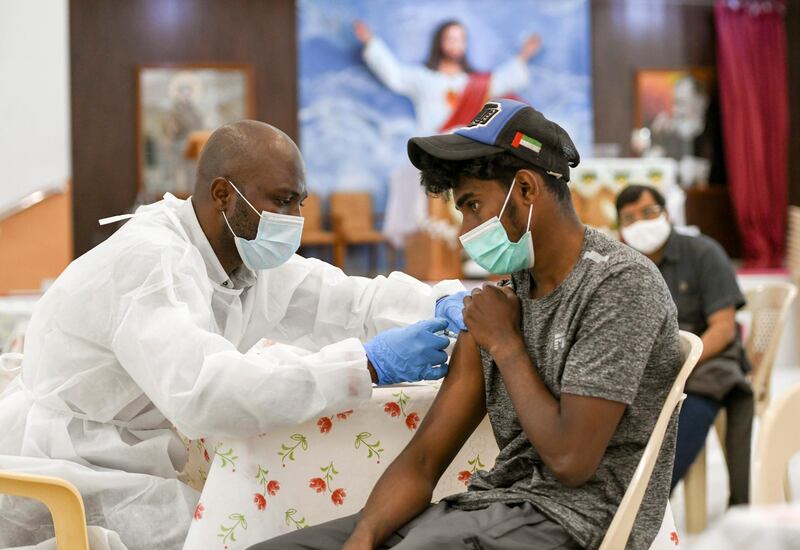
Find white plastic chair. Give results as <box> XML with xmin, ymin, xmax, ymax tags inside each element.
<box><xmin>683</xmin><ymin>281</ymin><xmax>797</xmax><ymax>533</ymax></box>
<box><xmin>751</xmin><ymin>383</ymin><xmax>800</xmax><ymax>505</ymax></box>
<box><xmin>599</xmin><ymin>331</ymin><xmax>703</xmax><ymax>550</ymax></box>
<box><xmin>745</xmin><ymin>282</ymin><xmax>797</xmax><ymax>417</ymax></box>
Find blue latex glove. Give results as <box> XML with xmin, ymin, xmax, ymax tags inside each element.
<box><xmin>364</xmin><ymin>318</ymin><xmax>450</xmax><ymax>385</ymax></box>
<box><xmin>435</xmin><ymin>291</ymin><xmax>468</xmax><ymax>333</ymax></box>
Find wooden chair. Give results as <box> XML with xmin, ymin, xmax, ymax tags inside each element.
<box><xmin>183</xmin><ymin>130</ymin><xmax>212</xmax><ymax>159</ymax></box>
<box><xmin>751</xmin><ymin>383</ymin><xmax>800</xmax><ymax>505</ymax></box>
<box><xmin>329</xmin><ymin>192</ymin><xmax>392</xmax><ymax>272</ymax></box>
<box><xmin>683</xmin><ymin>281</ymin><xmax>798</xmax><ymax>533</ymax></box>
<box><xmin>299</xmin><ymin>193</ymin><xmax>337</xmax><ymax>264</ymax></box>
<box><xmin>599</xmin><ymin>331</ymin><xmax>703</xmax><ymax>549</ymax></box>
<box><xmin>404</xmin><ymin>196</ymin><xmax>463</xmax><ymax>281</ymax></box>
<box><xmin>0</xmin><ymin>470</ymin><xmax>90</xmax><ymax>550</ymax></box>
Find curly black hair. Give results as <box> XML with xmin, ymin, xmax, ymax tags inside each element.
<box><xmin>416</xmin><ymin>150</ymin><xmax>572</xmax><ymax>204</ymax></box>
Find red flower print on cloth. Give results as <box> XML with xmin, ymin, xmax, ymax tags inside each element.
<box><xmin>193</xmin><ymin>503</ymin><xmax>204</xmax><ymax>521</ymax></box>
<box><xmin>310</xmin><ymin>462</ymin><xmax>347</xmax><ymax>506</ymax></box>
<box><xmin>309</xmin><ymin>477</ymin><xmax>327</xmax><ymax>493</ymax></box>
<box><xmin>203</xmin><ymin>449</ymin><xmax>210</xmax><ymax>462</ymax></box>
<box><xmin>670</xmin><ymin>531</ymin><xmax>679</xmax><ymax>545</ymax></box>
<box><xmin>317</xmin><ymin>417</ymin><xmax>333</xmax><ymax>434</ymax></box>
<box><xmin>458</xmin><ymin>455</ymin><xmax>485</xmax><ymax>485</ymax></box>
<box><xmin>317</xmin><ymin>410</ymin><xmax>352</xmax><ymax>434</ymax></box>
<box><xmin>255</xmin><ymin>465</ymin><xmax>279</xmax><ymax>511</ymax></box>
<box><xmin>383</xmin><ymin>402</ymin><xmax>401</xmax><ymax>417</ymax></box>
<box><xmin>385</xmin><ymin>391</ymin><xmax>420</xmax><ymax>429</ymax></box>
<box><xmin>331</xmin><ymin>488</ymin><xmax>346</xmax><ymax>505</ymax></box>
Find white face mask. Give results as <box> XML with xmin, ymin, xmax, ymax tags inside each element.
<box><xmin>621</xmin><ymin>214</ymin><xmax>671</xmax><ymax>255</ymax></box>
<box><xmin>222</xmin><ymin>180</ymin><xmax>304</xmax><ymax>270</ymax></box>
<box><xmin>459</xmin><ymin>178</ymin><xmax>535</xmax><ymax>275</ymax></box>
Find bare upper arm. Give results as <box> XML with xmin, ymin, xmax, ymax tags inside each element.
<box><xmin>707</xmin><ymin>306</ymin><xmax>737</xmax><ymax>336</ymax></box>
<box><xmin>402</xmin><ymin>331</ymin><xmax>487</xmax><ymax>481</ymax></box>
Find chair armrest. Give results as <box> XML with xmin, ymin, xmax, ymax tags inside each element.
<box><xmin>0</xmin><ymin>470</ymin><xmax>90</xmax><ymax>550</ymax></box>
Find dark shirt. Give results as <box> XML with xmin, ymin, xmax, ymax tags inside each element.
<box><xmin>657</xmin><ymin>230</ymin><xmax>745</xmax><ymax>334</ymax></box>
<box><xmin>446</xmin><ymin>228</ymin><xmax>681</xmax><ymax>550</ymax></box>
<box><xmin>657</xmin><ymin>230</ymin><xmax>750</xmax><ymax>399</ymax></box>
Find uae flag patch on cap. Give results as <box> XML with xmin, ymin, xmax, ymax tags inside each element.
<box><xmin>512</xmin><ymin>132</ymin><xmax>542</xmax><ymax>154</ymax></box>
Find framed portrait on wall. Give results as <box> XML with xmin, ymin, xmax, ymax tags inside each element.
<box><xmin>136</xmin><ymin>64</ymin><xmax>255</xmax><ymax>200</ymax></box>
<box><xmin>634</xmin><ymin>67</ymin><xmax>715</xmax><ymax>162</ymax></box>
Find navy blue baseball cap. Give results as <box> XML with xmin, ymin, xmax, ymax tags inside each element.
<box><xmin>408</xmin><ymin>98</ymin><xmax>580</xmax><ymax>181</ymax></box>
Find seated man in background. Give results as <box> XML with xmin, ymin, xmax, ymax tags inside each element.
<box><xmin>250</xmin><ymin>100</ymin><xmax>680</xmax><ymax>550</ymax></box>
<box><xmin>616</xmin><ymin>184</ymin><xmax>752</xmax><ymax>505</ymax></box>
<box><xmin>0</xmin><ymin>120</ymin><xmax>468</xmax><ymax>550</ymax></box>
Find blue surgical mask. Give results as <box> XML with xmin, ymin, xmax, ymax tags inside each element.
<box><xmin>222</xmin><ymin>180</ymin><xmax>304</xmax><ymax>271</ymax></box>
<box><xmin>459</xmin><ymin>178</ymin><xmax>534</xmax><ymax>275</ymax></box>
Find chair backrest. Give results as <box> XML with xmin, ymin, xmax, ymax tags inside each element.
<box><xmin>329</xmin><ymin>192</ymin><xmax>374</xmax><ymax>232</ymax></box>
<box><xmin>0</xmin><ymin>469</ymin><xmax>89</xmax><ymax>550</ymax></box>
<box><xmin>302</xmin><ymin>193</ymin><xmax>324</xmax><ymax>232</ymax></box>
<box><xmin>786</xmin><ymin>206</ymin><xmax>800</xmax><ymax>282</ymax></box>
<box><xmin>751</xmin><ymin>383</ymin><xmax>800</xmax><ymax>505</ymax></box>
<box><xmin>744</xmin><ymin>282</ymin><xmax>797</xmax><ymax>415</ymax></box>
<box><xmin>599</xmin><ymin>331</ymin><xmax>703</xmax><ymax>550</ymax></box>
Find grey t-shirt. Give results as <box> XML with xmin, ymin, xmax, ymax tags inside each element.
<box><xmin>446</xmin><ymin>228</ymin><xmax>681</xmax><ymax>550</ymax></box>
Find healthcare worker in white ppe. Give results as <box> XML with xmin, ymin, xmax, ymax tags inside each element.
<box><xmin>0</xmin><ymin>120</ymin><xmax>468</xmax><ymax>550</ymax></box>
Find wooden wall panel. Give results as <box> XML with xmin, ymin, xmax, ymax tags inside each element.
<box><xmin>69</xmin><ymin>0</ymin><xmax>297</xmax><ymax>256</ymax></box>
<box><xmin>591</xmin><ymin>0</ymin><xmax>717</xmax><ymax>156</ymax></box>
<box><xmin>591</xmin><ymin>0</ymin><xmax>745</xmax><ymax>257</ymax></box>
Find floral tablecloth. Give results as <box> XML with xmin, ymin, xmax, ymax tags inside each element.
<box><xmin>182</xmin><ymin>382</ymin><xmax>681</xmax><ymax>550</ymax></box>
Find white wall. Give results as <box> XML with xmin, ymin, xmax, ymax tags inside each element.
<box><xmin>0</xmin><ymin>0</ymin><xmax>70</xmax><ymax>213</ymax></box>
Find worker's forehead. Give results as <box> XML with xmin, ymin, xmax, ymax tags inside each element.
<box><xmin>240</xmin><ymin>142</ymin><xmax>306</xmax><ymax>191</ymax></box>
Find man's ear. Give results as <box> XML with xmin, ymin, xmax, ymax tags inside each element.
<box><xmin>514</xmin><ymin>169</ymin><xmax>540</xmax><ymax>207</ymax></box>
<box><xmin>209</xmin><ymin>178</ymin><xmax>233</xmax><ymax>211</ymax></box>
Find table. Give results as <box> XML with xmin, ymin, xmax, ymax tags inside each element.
<box><xmin>182</xmin><ymin>382</ymin><xmax>681</xmax><ymax>550</ymax></box>
<box><xmin>182</xmin><ymin>382</ymin><xmax>498</xmax><ymax>549</ymax></box>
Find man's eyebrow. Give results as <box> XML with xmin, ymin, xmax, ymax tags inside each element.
<box><xmin>455</xmin><ymin>191</ymin><xmax>476</xmax><ymax>210</ymax></box>
<box><xmin>271</xmin><ymin>187</ymin><xmax>301</xmax><ymax>197</ymax></box>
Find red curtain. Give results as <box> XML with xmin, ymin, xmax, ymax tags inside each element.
<box><xmin>715</xmin><ymin>0</ymin><xmax>790</xmax><ymax>267</ymax></box>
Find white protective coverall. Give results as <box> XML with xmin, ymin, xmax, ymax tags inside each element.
<box><xmin>0</xmin><ymin>194</ymin><xmax>462</xmax><ymax>550</ymax></box>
